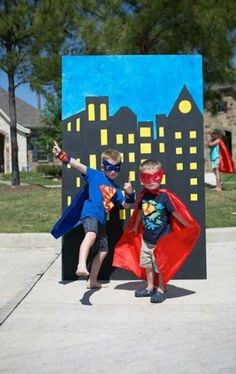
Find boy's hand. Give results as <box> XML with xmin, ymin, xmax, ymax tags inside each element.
<box><xmin>52</xmin><ymin>141</ymin><xmax>61</xmax><ymax>157</ymax></box>
<box><xmin>52</xmin><ymin>141</ymin><xmax>70</xmax><ymax>164</ymax></box>
<box><xmin>124</xmin><ymin>178</ymin><xmax>133</xmax><ymax>195</ymax></box>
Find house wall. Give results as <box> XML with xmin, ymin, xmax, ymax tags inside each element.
<box><xmin>0</xmin><ymin>115</ymin><xmax>28</xmax><ymax>173</ymax></box>
<box><xmin>17</xmin><ymin>130</ymin><xmax>28</xmax><ymax>172</ymax></box>
<box><xmin>204</xmin><ymin>95</ymin><xmax>236</xmax><ymax>172</ymax></box>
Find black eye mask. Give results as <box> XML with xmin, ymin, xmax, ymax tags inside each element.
<box><xmin>103</xmin><ymin>160</ymin><xmax>121</xmax><ymax>172</ymax></box>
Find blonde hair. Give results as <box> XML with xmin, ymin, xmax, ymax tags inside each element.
<box><xmin>140</xmin><ymin>159</ymin><xmax>162</xmax><ymax>172</ymax></box>
<box><xmin>101</xmin><ymin>149</ymin><xmax>122</xmax><ymax>163</ymax></box>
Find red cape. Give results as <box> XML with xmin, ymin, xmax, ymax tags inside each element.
<box><xmin>219</xmin><ymin>139</ymin><xmax>235</xmax><ymax>174</ymax></box>
<box><xmin>113</xmin><ymin>189</ymin><xmax>201</xmax><ymax>287</ymax></box>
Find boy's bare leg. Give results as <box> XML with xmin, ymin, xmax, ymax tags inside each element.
<box><xmin>87</xmin><ymin>250</ymin><xmax>109</xmax><ymax>288</ymax></box>
<box><xmin>146</xmin><ymin>268</ymin><xmax>155</xmax><ymax>291</ymax></box>
<box><xmin>76</xmin><ymin>232</ymin><xmax>97</xmax><ymax>276</ymax></box>
<box><xmin>215</xmin><ymin>168</ymin><xmax>222</xmax><ymax>191</ymax></box>
<box><xmin>157</xmin><ymin>271</ymin><xmax>165</xmax><ymax>293</ymax></box>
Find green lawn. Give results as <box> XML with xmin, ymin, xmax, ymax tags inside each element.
<box><xmin>0</xmin><ymin>173</ymin><xmax>235</xmax><ymax>232</ymax></box>
<box><xmin>205</xmin><ymin>186</ymin><xmax>236</xmax><ymax>227</ymax></box>
<box><xmin>0</xmin><ymin>184</ymin><xmax>61</xmax><ymax>232</ymax></box>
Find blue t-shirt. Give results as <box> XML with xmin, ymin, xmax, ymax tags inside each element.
<box><xmin>80</xmin><ymin>167</ymin><xmax>125</xmax><ymax>225</ymax></box>
<box><xmin>210</xmin><ymin>144</ymin><xmax>220</xmax><ymax>161</ymax></box>
<box><xmin>138</xmin><ymin>192</ymin><xmax>175</xmax><ymax>245</ymax></box>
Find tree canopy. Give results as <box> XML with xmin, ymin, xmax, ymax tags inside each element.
<box><xmin>0</xmin><ymin>0</ymin><xmax>235</xmax><ymax>184</ymax></box>
<box><xmin>75</xmin><ymin>0</ymin><xmax>236</xmax><ymax>89</ymax></box>
<box><xmin>0</xmin><ymin>0</ymin><xmax>77</xmax><ymax>184</ymax></box>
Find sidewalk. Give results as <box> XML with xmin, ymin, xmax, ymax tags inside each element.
<box><xmin>0</xmin><ymin>229</ymin><xmax>236</xmax><ymax>373</ymax></box>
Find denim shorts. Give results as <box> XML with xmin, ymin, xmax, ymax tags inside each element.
<box><xmin>81</xmin><ymin>217</ymin><xmax>109</xmax><ymax>252</ymax></box>
<box><xmin>211</xmin><ymin>158</ymin><xmax>220</xmax><ymax>170</ymax></box>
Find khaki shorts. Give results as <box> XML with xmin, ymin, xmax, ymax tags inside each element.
<box><xmin>140</xmin><ymin>239</ymin><xmax>159</xmax><ymax>272</ymax></box>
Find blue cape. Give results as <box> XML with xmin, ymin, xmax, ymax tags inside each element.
<box><xmin>51</xmin><ymin>184</ymin><xmax>89</xmax><ymax>239</ymax></box>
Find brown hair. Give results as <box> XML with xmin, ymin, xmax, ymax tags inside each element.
<box><xmin>210</xmin><ymin>128</ymin><xmax>223</xmax><ymax>137</ymax></box>
<box><xmin>101</xmin><ymin>149</ymin><xmax>122</xmax><ymax>163</ymax></box>
<box><xmin>140</xmin><ymin>159</ymin><xmax>162</xmax><ymax>171</ymax></box>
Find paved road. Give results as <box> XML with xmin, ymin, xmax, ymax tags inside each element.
<box><xmin>0</xmin><ymin>229</ymin><xmax>236</xmax><ymax>374</ymax></box>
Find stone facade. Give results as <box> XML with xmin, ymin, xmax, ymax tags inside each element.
<box><xmin>0</xmin><ymin>110</ymin><xmax>30</xmax><ymax>173</ymax></box>
<box><xmin>204</xmin><ymin>91</ymin><xmax>236</xmax><ymax>172</ymax></box>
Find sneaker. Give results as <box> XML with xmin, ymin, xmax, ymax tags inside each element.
<box><xmin>135</xmin><ymin>288</ymin><xmax>155</xmax><ymax>297</ymax></box>
<box><xmin>150</xmin><ymin>291</ymin><xmax>166</xmax><ymax>303</ymax></box>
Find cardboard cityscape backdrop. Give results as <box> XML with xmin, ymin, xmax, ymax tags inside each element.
<box><xmin>61</xmin><ymin>55</ymin><xmax>206</xmax><ymax>281</ymax></box>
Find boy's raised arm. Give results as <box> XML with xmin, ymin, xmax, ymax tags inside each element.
<box><xmin>207</xmin><ymin>138</ymin><xmax>220</xmax><ymax>148</ymax></box>
<box><xmin>122</xmin><ymin>178</ymin><xmax>135</xmax><ymax>208</ymax></box>
<box><xmin>52</xmin><ymin>140</ymin><xmax>87</xmax><ymax>174</ymax></box>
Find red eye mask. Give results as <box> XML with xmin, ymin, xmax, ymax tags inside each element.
<box><xmin>139</xmin><ymin>169</ymin><xmax>164</xmax><ymax>185</ymax></box>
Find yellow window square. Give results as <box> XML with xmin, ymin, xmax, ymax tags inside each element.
<box><xmin>161</xmin><ymin>174</ymin><xmax>166</xmax><ymax>185</ymax></box>
<box><xmin>140</xmin><ymin>127</ymin><xmax>151</xmax><ymax>137</ymax></box>
<box><xmin>190</xmin><ymin>193</ymin><xmax>198</xmax><ymax>201</ymax></box>
<box><xmin>67</xmin><ymin>122</ymin><xmax>71</xmax><ymax>131</ymax></box>
<box><xmin>159</xmin><ymin>127</ymin><xmax>164</xmax><ymax>137</ymax></box>
<box><xmin>129</xmin><ymin>152</ymin><xmax>135</xmax><ymax>162</ymax></box>
<box><xmin>67</xmin><ymin>196</ymin><xmax>71</xmax><ymax>206</ymax></box>
<box><xmin>76</xmin><ymin>118</ymin><xmax>80</xmax><ymax>131</ymax></box>
<box><xmin>120</xmin><ymin>153</ymin><xmax>124</xmax><ymax>162</ymax></box>
<box><xmin>128</xmin><ymin>134</ymin><xmax>135</xmax><ymax>144</ymax></box>
<box><xmin>176</xmin><ymin>147</ymin><xmax>183</xmax><ymax>155</ymax></box>
<box><xmin>76</xmin><ymin>177</ymin><xmax>80</xmax><ymax>188</ymax></box>
<box><xmin>140</xmin><ymin>143</ymin><xmax>152</xmax><ymax>154</ymax></box>
<box><xmin>129</xmin><ymin>171</ymin><xmax>135</xmax><ymax>181</ymax></box>
<box><xmin>119</xmin><ymin>210</ymin><xmax>126</xmax><ymax>220</ymax></box>
<box><xmin>89</xmin><ymin>154</ymin><xmax>96</xmax><ymax>168</ymax></box>
<box><xmin>116</xmin><ymin>134</ymin><xmax>123</xmax><ymax>144</ymax></box>
<box><xmin>100</xmin><ymin>129</ymin><xmax>108</xmax><ymax>145</ymax></box>
<box><xmin>190</xmin><ymin>178</ymin><xmax>198</xmax><ymax>185</ymax></box>
<box><xmin>159</xmin><ymin>143</ymin><xmax>165</xmax><ymax>153</ymax></box>
<box><xmin>88</xmin><ymin>103</ymin><xmax>95</xmax><ymax>121</ymax></box>
<box><xmin>100</xmin><ymin>103</ymin><xmax>107</xmax><ymax>121</ymax></box>
<box><xmin>67</xmin><ymin>163</ymin><xmax>71</xmax><ymax>169</ymax></box>
<box><xmin>175</xmin><ymin>131</ymin><xmax>182</xmax><ymax>139</ymax></box>
<box><xmin>190</xmin><ymin>162</ymin><xmax>197</xmax><ymax>170</ymax></box>
<box><xmin>176</xmin><ymin>163</ymin><xmax>183</xmax><ymax>171</ymax></box>
<box><xmin>190</xmin><ymin>146</ymin><xmax>197</xmax><ymax>154</ymax></box>
<box><xmin>189</xmin><ymin>131</ymin><xmax>197</xmax><ymax>139</ymax></box>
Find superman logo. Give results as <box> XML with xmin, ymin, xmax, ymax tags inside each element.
<box><xmin>142</xmin><ymin>203</ymin><xmax>156</xmax><ymax>216</ymax></box>
<box><xmin>99</xmin><ymin>185</ymin><xmax>116</xmax><ymax>212</ymax></box>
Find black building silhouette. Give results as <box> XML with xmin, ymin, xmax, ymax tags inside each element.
<box><xmin>61</xmin><ymin>86</ymin><xmax>206</xmax><ymax>281</ymax></box>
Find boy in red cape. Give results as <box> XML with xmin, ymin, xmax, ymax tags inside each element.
<box><xmin>208</xmin><ymin>129</ymin><xmax>235</xmax><ymax>192</ymax></box>
<box><xmin>113</xmin><ymin>160</ymin><xmax>201</xmax><ymax>303</ymax></box>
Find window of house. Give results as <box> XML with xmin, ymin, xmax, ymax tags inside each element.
<box><xmin>31</xmin><ymin>136</ymin><xmax>53</xmax><ymax>162</ymax></box>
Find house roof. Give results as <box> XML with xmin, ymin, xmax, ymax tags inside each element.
<box><xmin>0</xmin><ymin>87</ymin><xmax>41</xmax><ymax>129</ymax></box>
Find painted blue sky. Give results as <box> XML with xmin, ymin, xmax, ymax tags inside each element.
<box><xmin>62</xmin><ymin>55</ymin><xmax>203</xmax><ymax>122</ymax></box>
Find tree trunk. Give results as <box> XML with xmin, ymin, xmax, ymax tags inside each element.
<box><xmin>8</xmin><ymin>73</ymin><xmax>20</xmax><ymax>186</ymax></box>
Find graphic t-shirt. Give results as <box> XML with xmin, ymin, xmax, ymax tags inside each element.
<box><xmin>80</xmin><ymin>167</ymin><xmax>124</xmax><ymax>225</ymax></box>
<box><xmin>138</xmin><ymin>192</ymin><xmax>175</xmax><ymax>245</ymax></box>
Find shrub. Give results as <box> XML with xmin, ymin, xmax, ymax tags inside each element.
<box><xmin>37</xmin><ymin>164</ymin><xmax>61</xmax><ymax>178</ymax></box>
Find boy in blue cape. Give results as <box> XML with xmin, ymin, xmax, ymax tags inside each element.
<box><xmin>52</xmin><ymin>142</ymin><xmax>135</xmax><ymax>288</ymax></box>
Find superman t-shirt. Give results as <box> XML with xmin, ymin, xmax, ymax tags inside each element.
<box><xmin>138</xmin><ymin>192</ymin><xmax>175</xmax><ymax>245</ymax></box>
<box><xmin>80</xmin><ymin>167</ymin><xmax>124</xmax><ymax>225</ymax></box>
